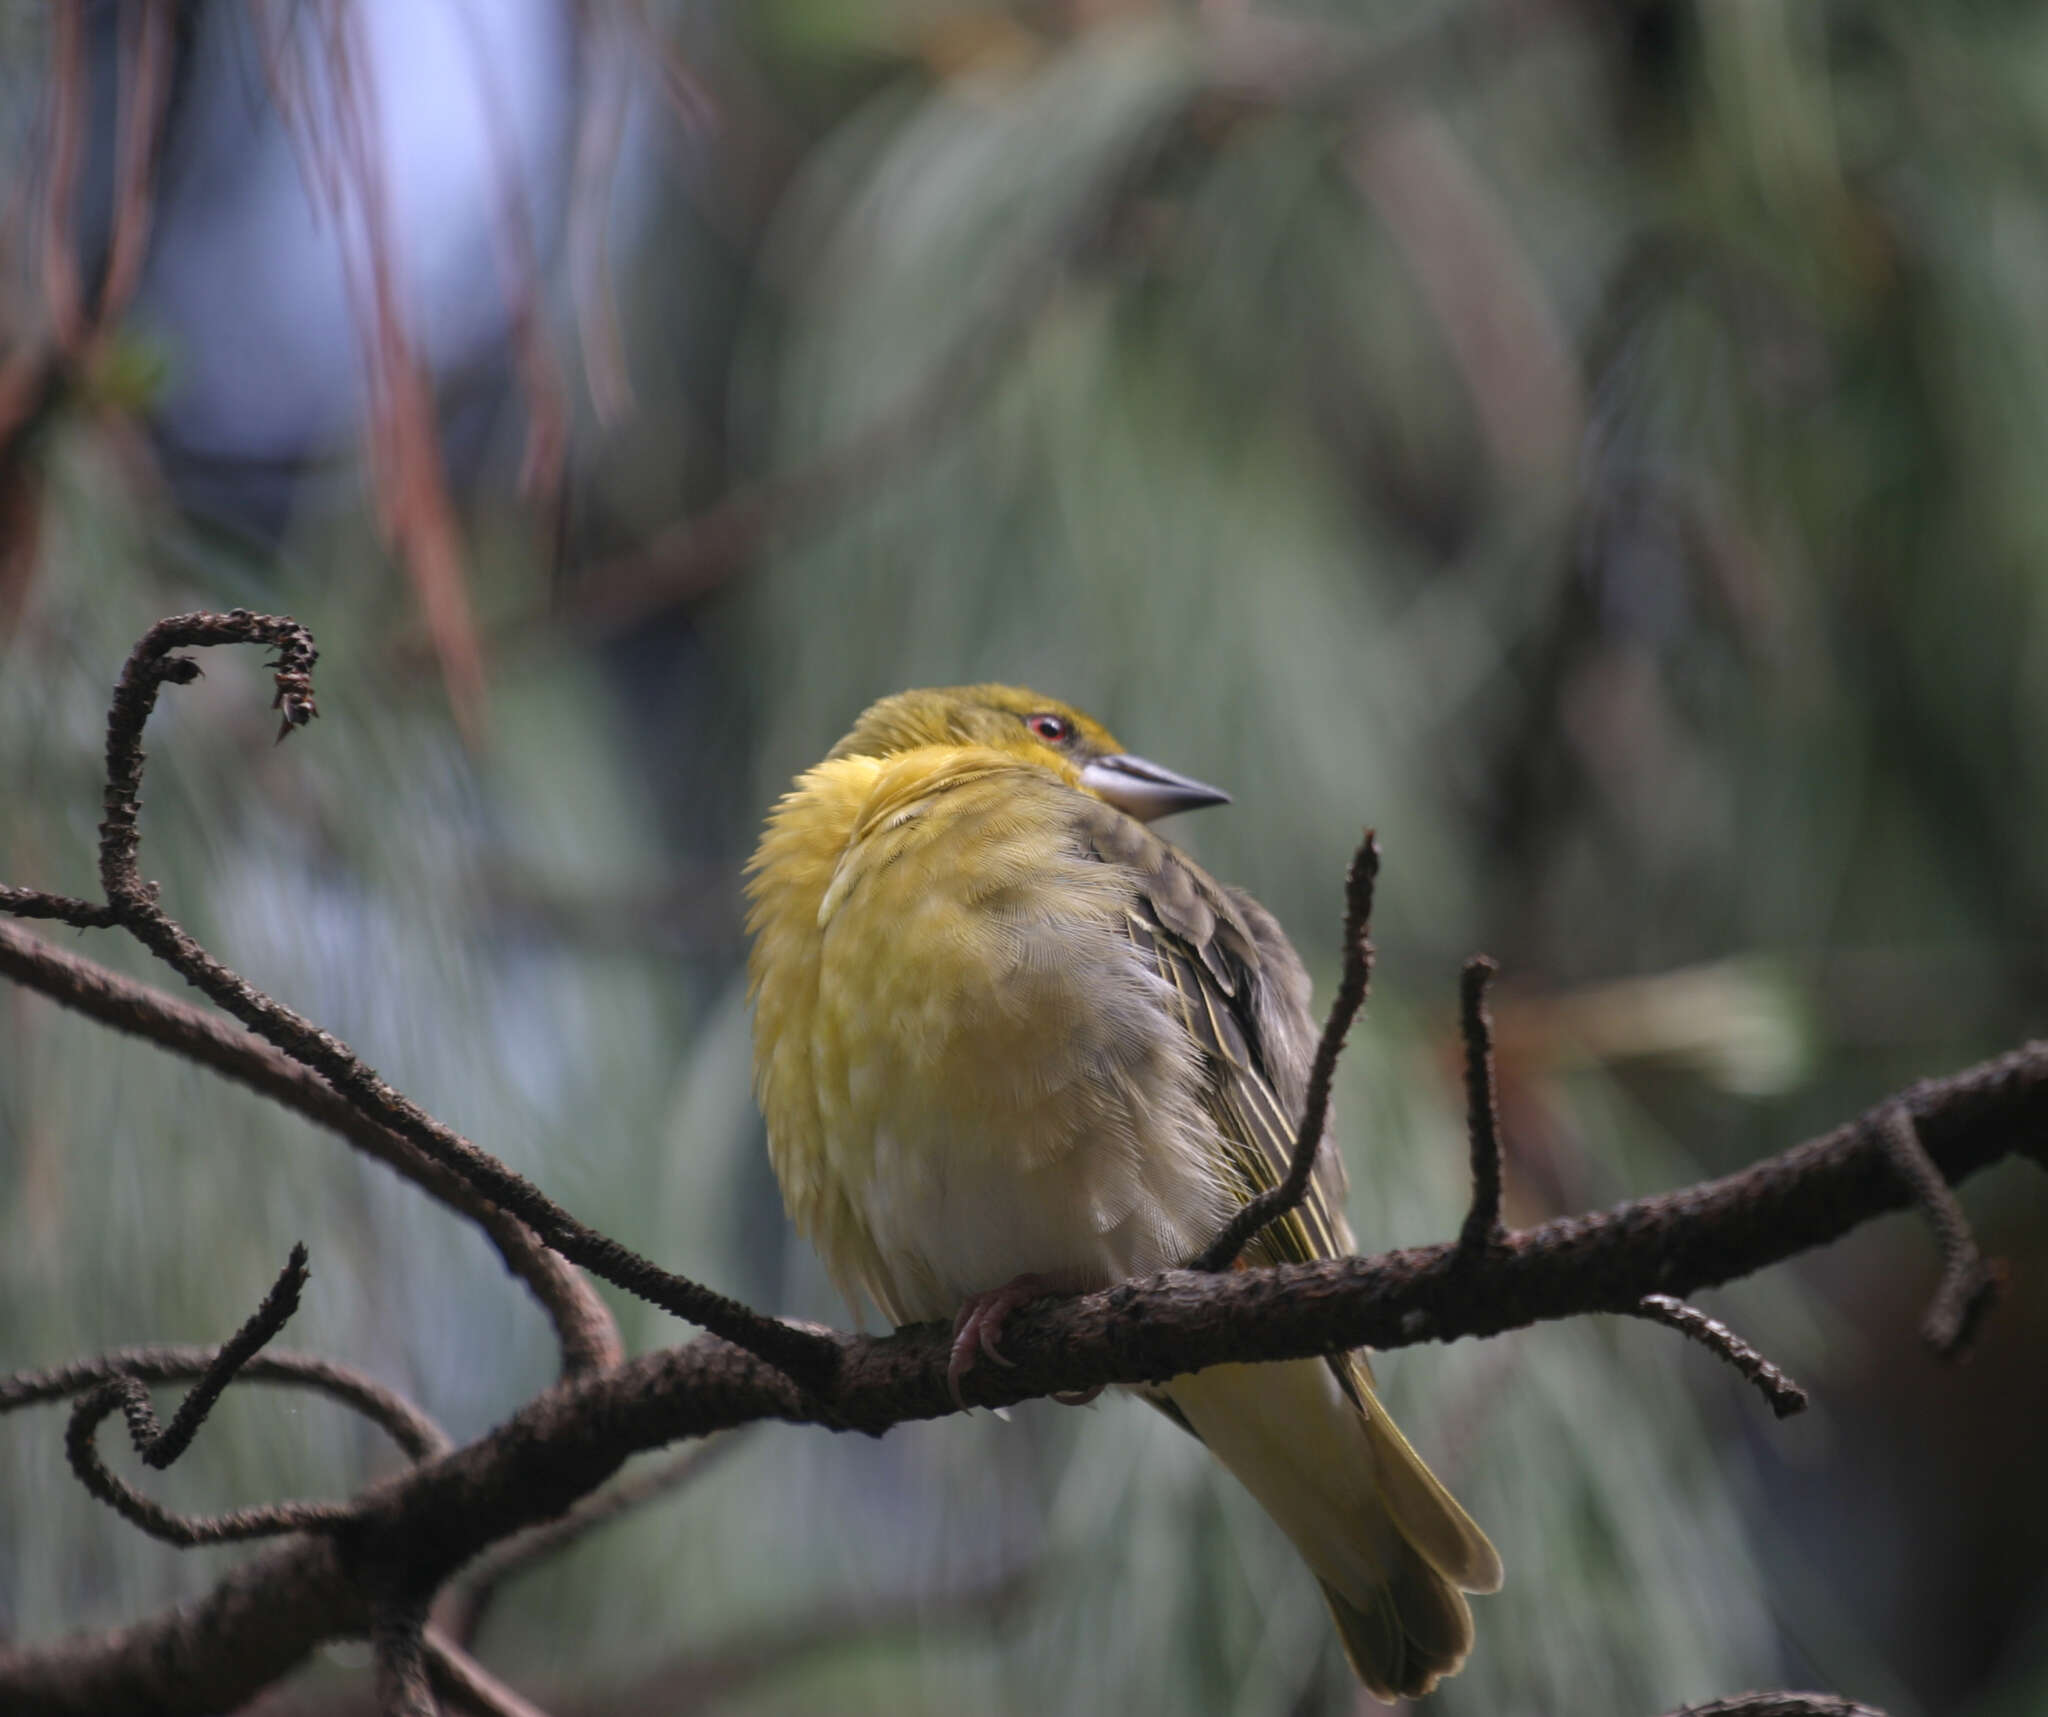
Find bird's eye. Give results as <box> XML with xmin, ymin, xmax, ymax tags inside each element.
<box><xmin>1025</xmin><ymin>712</ymin><xmax>1074</xmax><ymax>745</ymax></box>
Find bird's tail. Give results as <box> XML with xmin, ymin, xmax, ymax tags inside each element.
<box><xmin>1164</xmin><ymin>1356</ymin><xmax>1501</xmax><ymax>1702</ymax></box>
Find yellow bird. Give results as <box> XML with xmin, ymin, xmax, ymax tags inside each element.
<box><xmin>745</xmin><ymin>685</ymin><xmax>1501</xmax><ymax>1699</ymax></box>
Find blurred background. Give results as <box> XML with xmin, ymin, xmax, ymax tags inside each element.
<box><xmin>3</xmin><ymin>1</ymin><xmax>2046</xmax><ymax>1713</ymax></box>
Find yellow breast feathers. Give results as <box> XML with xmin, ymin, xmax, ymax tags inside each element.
<box><xmin>745</xmin><ymin>743</ymin><xmax>1230</xmax><ymax>1324</ymax></box>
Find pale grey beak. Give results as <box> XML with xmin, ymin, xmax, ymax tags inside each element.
<box><xmin>1079</xmin><ymin>753</ymin><xmax>1232</xmax><ymax>822</ymax></box>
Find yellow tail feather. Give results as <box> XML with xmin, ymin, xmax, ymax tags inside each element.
<box><xmin>1163</xmin><ymin>1357</ymin><xmax>1499</xmax><ymax>1701</ymax></box>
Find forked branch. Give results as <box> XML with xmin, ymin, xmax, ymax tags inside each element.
<box><xmin>0</xmin><ymin>611</ymin><xmax>835</xmax><ymax>1387</ymax></box>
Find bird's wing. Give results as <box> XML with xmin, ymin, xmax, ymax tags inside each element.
<box><xmin>1081</xmin><ymin>801</ymin><xmax>1506</xmax><ymax>1619</ymax></box>
<box><xmin>1076</xmin><ymin>801</ymin><xmax>1353</xmax><ymax>1275</ymax></box>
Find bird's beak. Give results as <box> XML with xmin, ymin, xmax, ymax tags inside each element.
<box><xmin>1079</xmin><ymin>753</ymin><xmax>1232</xmax><ymax>822</ymax></box>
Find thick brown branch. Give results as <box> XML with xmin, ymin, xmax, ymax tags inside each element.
<box><xmin>1195</xmin><ymin>832</ymin><xmax>1378</xmax><ymax>1270</ymax></box>
<box><xmin>1456</xmin><ymin>954</ymin><xmax>1508</xmax><ymax>1258</ymax></box>
<box><xmin>372</xmin><ymin>1604</ymin><xmax>438</xmax><ymax>1717</ymax></box>
<box><xmin>1632</xmin><ymin>1295</ymin><xmax>1808</xmax><ymax>1420</ymax></box>
<box><xmin>5</xmin><ymin>1037</ymin><xmax>2039</xmax><ymax>1715</ymax></box>
<box><xmin>0</xmin><ymin>918</ymin><xmax>620</xmax><ymax>1376</ymax></box>
<box><xmin>1876</xmin><ymin>1104</ymin><xmax>2003</xmax><ymax>1359</ymax></box>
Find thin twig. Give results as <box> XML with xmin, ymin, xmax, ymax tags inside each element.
<box><xmin>1194</xmin><ymin>832</ymin><xmax>1378</xmax><ymax>1271</ymax></box>
<box><xmin>1633</xmin><ymin>1295</ymin><xmax>1809</xmax><ymax>1419</ymax></box>
<box><xmin>0</xmin><ymin>887</ymin><xmax>119</xmax><ymax>927</ymax></box>
<box><xmin>1456</xmin><ymin>955</ymin><xmax>1508</xmax><ymax>1258</ymax></box>
<box><xmin>144</xmin><ymin>1244</ymin><xmax>311</xmax><ymax>1468</ymax></box>
<box><xmin>423</xmin><ymin>1631</ymin><xmax>554</xmax><ymax>1717</ymax></box>
<box><xmin>1876</xmin><ymin>1104</ymin><xmax>2003</xmax><ymax>1359</ymax></box>
<box><xmin>55</xmin><ymin>1250</ymin><xmax>378</xmax><ymax>1548</ymax></box>
<box><xmin>2</xmin><ymin>611</ymin><xmax>837</xmax><ymax>1386</ymax></box>
<box><xmin>1</xmin><ymin>1345</ymin><xmax>450</xmax><ymax>1461</ymax></box>
<box><xmin>0</xmin><ymin>918</ymin><xmax>621</xmax><ymax>1376</ymax></box>
<box><xmin>373</xmin><ymin>1604</ymin><xmax>440</xmax><ymax>1717</ymax></box>
<box><xmin>66</xmin><ymin>1379</ymin><xmax>356</xmax><ymax>1547</ymax></box>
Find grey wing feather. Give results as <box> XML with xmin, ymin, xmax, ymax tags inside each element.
<box><xmin>1076</xmin><ymin>801</ymin><xmax>1354</xmax><ymax>1268</ymax></box>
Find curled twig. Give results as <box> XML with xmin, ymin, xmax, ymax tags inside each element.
<box><xmin>97</xmin><ymin>611</ymin><xmax>320</xmax><ymax>912</ymax></box>
<box><xmin>141</xmin><ymin>1243</ymin><xmax>311</xmax><ymax>1469</ymax></box>
<box><xmin>53</xmin><ymin>1247</ymin><xmax>380</xmax><ymax>1549</ymax></box>
<box><xmin>1632</xmin><ymin>1295</ymin><xmax>1809</xmax><ymax>1419</ymax></box>
<box><xmin>66</xmin><ymin>1379</ymin><xmax>355</xmax><ymax>1548</ymax></box>
<box><xmin>3</xmin><ymin>611</ymin><xmax>836</xmax><ymax>1386</ymax></box>
<box><xmin>1456</xmin><ymin>954</ymin><xmax>1508</xmax><ymax>1259</ymax></box>
<box><xmin>1</xmin><ymin>1344</ymin><xmax>450</xmax><ymax>1461</ymax></box>
<box><xmin>1194</xmin><ymin>832</ymin><xmax>1378</xmax><ymax>1271</ymax></box>
<box><xmin>1876</xmin><ymin>1103</ymin><xmax>2003</xmax><ymax>1359</ymax></box>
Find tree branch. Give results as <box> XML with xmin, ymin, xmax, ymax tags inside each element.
<box><xmin>1875</xmin><ymin>1103</ymin><xmax>2003</xmax><ymax>1359</ymax></box>
<box><xmin>47</xmin><ymin>1249</ymin><xmax>436</xmax><ymax>1550</ymax></box>
<box><xmin>422</xmin><ymin>1631</ymin><xmax>555</xmax><ymax>1717</ymax></box>
<box><xmin>2</xmin><ymin>610</ymin><xmax>835</xmax><ymax>1387</ymax></box>
<box><xmin>138</xmin><ymin>1244</ymin><xmax>312</xmax><ymax>1471</ymax></box>
<box><xmin>0</xmin><ymin>918</ymin><xmax>621</xmax><ymax>1377</ymax></box>
<box><xmin>1631</xmin><ymin>1295</ymin><xmax>1809</xmax><ymax>1420</ymax></box>
<box><xmin>1456</xmin><ymin>954</ymin><xmax>1508</xmax><ymax>1259</ymax></box>
<box><xmin>0</xmin><ymin>1346</ymin><xmax>450</xmax><ymax>1462</ymax></box>
<box><xmin>65</xmin><ymin>1377</ymin><xmax>356</xmax><ymax>1548</ymax></box>
<box><xmin>3</xmin><ymin>1034</ymin><xmax>2039</xmax><ymax>1714</ymax></box>
<box><xmin>371</xmin><ymin>1604</ymin><xmax>438</xmax><ymax>1717</ymax></box>
<box><xmin>4</xmin><ymin>608</ymin><xmax>2032</xmax><ymax>1715</ymax></box>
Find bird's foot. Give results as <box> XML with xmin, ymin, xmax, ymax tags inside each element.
<box><xmin>948</xmin><ymin>1273</ymin><xmax>1072</xmax><ymax>1410</ymax></box>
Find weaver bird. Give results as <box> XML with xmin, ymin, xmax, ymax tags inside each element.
<box><xmin>746</xmin><ymin>686</ymin><xmax>1501</xmax><ymax>1699</ymax></box>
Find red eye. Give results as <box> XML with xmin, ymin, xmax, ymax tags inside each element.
<box><xmin>1026</xmin><ymin>712</ymin><xmax>1073</xmax><ymax>745</ymax></box>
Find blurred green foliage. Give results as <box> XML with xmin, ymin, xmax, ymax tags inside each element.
<box><xmin>4</xmin><ymin>2</ymin><xmax>2048</xmax><ymax>1714</ymax></box>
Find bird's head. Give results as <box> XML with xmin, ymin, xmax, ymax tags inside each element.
<box><xmin>829</xmin><ymin>685</ymin><xmax>1232</xmax><ymax>823</ymax></box>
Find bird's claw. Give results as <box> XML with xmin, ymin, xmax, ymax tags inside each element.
<box><xmin>946</xmin><ymin>1273</ymin><xmax>1068</xmax><ymax>1410</ymax></box>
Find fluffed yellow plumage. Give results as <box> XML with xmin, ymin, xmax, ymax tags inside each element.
<box><xmin>745</xmin><ymin>685</ymin><xmax>1501</xmax><ymax>1700</ymax></box>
